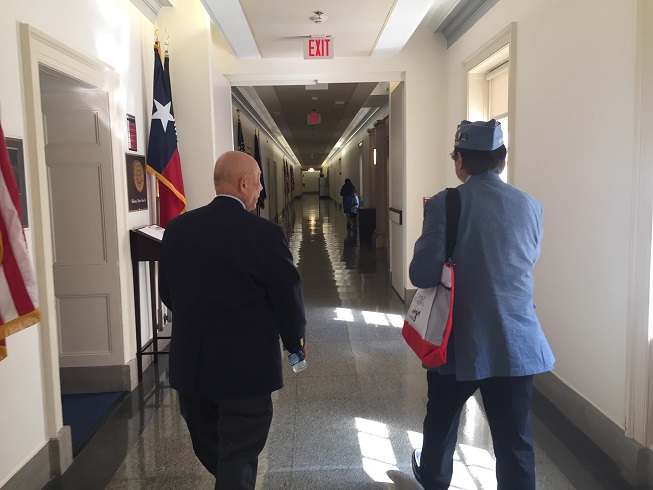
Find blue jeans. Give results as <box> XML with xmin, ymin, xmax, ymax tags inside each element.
<box><xmin>420</xmin><ymin>372</ymin><xmax>535</xmax><ymax>490</ymax></box>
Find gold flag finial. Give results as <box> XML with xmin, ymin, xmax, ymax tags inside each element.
<box><xmin>153</xmin><ymin>25</ymin><xmax>162</xmax><ymax>60</ymax></box>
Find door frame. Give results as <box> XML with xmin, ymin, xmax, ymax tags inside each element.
<box><xmin>19</xmin><ymin>24</ymin><xmax>134</xmax><ymax>455</ymax></box>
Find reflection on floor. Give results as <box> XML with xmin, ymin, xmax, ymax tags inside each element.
<box><xmin>45</xmin><ymin>196</ymin><xmax>632</xmax><ymax>489</ymax></box>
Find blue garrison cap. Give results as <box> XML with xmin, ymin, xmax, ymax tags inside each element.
<box><xmin>454</xmin><ymin>119</ymin><xmax>504</xmax><ymax>151</ymax></box>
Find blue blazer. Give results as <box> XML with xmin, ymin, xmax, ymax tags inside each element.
<box><xmin>409</xmin><ymin>173</ymin><xmax>554</xmax><ymax>380</ymax></box>
<box><xmin>159</xmin><ymin>196</ymin><xmax>306</xmax><ymax>398</ymax></box>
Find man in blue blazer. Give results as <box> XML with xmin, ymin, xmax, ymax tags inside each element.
<box><xmin>159</xmin><ymin>151</ymin><xmax>306</xmax><ymax>489</ymax></box>
<box><xmin>409</xmin><ymin>120</ymin><xmax>554</xmax><ymax>489</ymax></box>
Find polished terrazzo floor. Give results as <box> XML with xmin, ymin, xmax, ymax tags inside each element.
<box><xmin>46</xmin><ymin>195</ymin><xmax>632</xmax><ymax>490</ymax></box>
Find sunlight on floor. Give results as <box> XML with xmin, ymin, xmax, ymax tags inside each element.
<box><xmin>355</xmin><ymin>418</ymin><xmax>398</xmax><ymax>483</ymax></box>
<box><xmin>334</xmin><ymin>307</ymin><xmax>354</xmax><ymax>322</ymax></box>
<box><xmin>362</xmin><ymin>311</ymin><xmax>389</xmax><ymax>326</ymax></box>
<box><xmin>386</xmin><ymin>313</ymin><xmax>404</xmax><ymax>328</ymax></box>
<box><xmin>355</xmin><ymin>417</ymin><xmax>389</xmax><ymax>437</ymax></box>
<box><xmin>332</xmin><ymin>308</ymin><xmax>403</xmax><ymax>328</ymax></box>
<box><xmin>407</xmin><ymin>430</ymin><xmax>423</xmax><ymax>450</ymax></box>
<box><xmin>364</xmin><ymin>425</ymin><xmax>498</xmax><ymax>488</ymax></box>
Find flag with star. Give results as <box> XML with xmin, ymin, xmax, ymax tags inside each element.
<box><xmin>146</xmin><ymin>43</ymin><xmax>186</xmax><ymax>228</ymax></box>
<box><xmin>284</xmin><ymin>159</ymin><xmax>290</xmax><ymax>196</ymax></box>
<box><xmin>0</xmin><ymin>120</ymin><xmax>40</xmax><ymax>361</ymax></box>
<box><xmin>237</xmin><ymin>111</ymin><xmax>245</xmax><ymax>152</ymax></box>
<box><xmin>253</xmin><ymin>130</ymin><xmax>266</xmax><ymax>208</ymax></box>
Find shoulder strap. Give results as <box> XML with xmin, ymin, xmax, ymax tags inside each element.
<box><xmin>445</xmin><ymin>188</ymin><xmax>461</xmax><ymax>260</ymax></box>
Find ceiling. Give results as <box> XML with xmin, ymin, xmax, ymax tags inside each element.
<box><xmin>200</xmin><ymin>0</ymin><xmax>467</xmax><ymax>169</ymax></box>
<box><xmin>252</xmin><ymin>83</ymin><xmax>380</xmax><ymax>168</ymax></box>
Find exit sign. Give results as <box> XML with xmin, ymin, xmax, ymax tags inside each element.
<box><xmin>304</xmin><ymin>37</ymin><xmax>333</xmax><ymax>59</ymax></box>
<box><xmin>307</xmin><ymin>113</ymin><xmax>321</xmax><ymax>125</ymax></box>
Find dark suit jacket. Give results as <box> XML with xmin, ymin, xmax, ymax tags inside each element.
<box><xmin>159</xmin><ymin>196</ymin><xmax>306</xmax><ymax>399</ymax></box>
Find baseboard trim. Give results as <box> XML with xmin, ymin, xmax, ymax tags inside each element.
<box><xmin>60</xmin><ymin>365</ymin><xmax>132</xmax><ymax>394</ymax></box>
<box><xmin>2</xmin><ymin>427</ymin><xmax>72</xmax><ymax>490</ymax></box>
<box><xmin>534</xmin><ymin>371</ymin><xmax>651</xmax><ymax>486</ymax></box>
<box><xmin>1</xmin><ymin>443</ymin><xmax>49</xmax><ymax>490</ymax></box>
<box><xmin>405</xmin><ymin>288</ymin><xmax>416</xmax><ymax>306</ymax></box>
<box><xmin>49</xmin><ymin>426</ymin><xmax>73</xmax><ymax>476</ymax></box>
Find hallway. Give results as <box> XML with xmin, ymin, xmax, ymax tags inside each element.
<box><xmin>47</xmin><ymin>196</ymin><xmax>631</xmax><ymax>489</ymax></box>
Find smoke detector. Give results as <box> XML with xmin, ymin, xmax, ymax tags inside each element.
<box><xmin>309</xmin><ymin>11</ymin><xmax>327</xmax><ymax>24</ymax></box>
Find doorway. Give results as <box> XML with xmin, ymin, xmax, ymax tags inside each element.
<box><xmin>20</xmin><ymin>24</ymin><xmax>133</xmax><ymax>468</ymax></box>
<box><xmin>39</xmin><ymin>67</ymin><xmax>127</xmax><ymax>455</ymax></box>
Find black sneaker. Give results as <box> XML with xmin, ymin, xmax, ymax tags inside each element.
<box><xmin>412</xmin><ymin>449</ymin><xmax>424</xmax><ymax>487</ymax></box>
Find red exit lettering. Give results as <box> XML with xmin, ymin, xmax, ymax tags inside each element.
<box><xmin>305</xmin><ymin>37</ymin><xmax>333</xmax><ymax>59</ymax></box>
<box><xmin>307</xmin><ymin>113</ymin><xmax>321</xmax><ymax>125</ymax></box>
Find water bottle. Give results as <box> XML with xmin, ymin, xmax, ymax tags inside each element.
<box><xmin>286</xmin><ymin>350</ymin><xmax>307</xmax><ymax>373</ymax></box>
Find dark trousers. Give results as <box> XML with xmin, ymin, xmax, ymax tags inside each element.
<box><xmin>178</xmin><ymin>391</ymin><xmax>273</xmax><ymax>490</ymax></box>
<box><xmin>420</xmin><ymin>372</ymin><xmax>535</xmax><ymax>490</ymax></box>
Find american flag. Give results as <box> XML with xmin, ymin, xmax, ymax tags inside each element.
<box><xmin>0</xmin><ymin>121</ymin><xmax>40</xmax><ymax>360</ymax></box>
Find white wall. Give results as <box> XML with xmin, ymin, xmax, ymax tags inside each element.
<box><xmin>0</xmin><ymin>0</ymin><xmax>49</xmax><ymax>477</ymax></box>
<box><xmin>156</xmin><ymin>0</ymin><xmax>216</xmax><ymax>211</ymax></box>
<box><xmin>445</xmin><ymin>0</ymin><xmax>639</xmax><ymax>426</ymax></box>
<box><xmin>210</xmin><ymin>31</ymin><xmax>235</xmax><ymax>165</ymax></box>
<box><xmin>0</xmin><ymin>0</ymin><xmax>156</xmax><ymax>485</ymax></box>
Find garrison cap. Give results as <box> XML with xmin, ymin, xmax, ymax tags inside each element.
<box><xmin>454</xmin><ymin>119</ymin><xmax>504</xmax><ymax>151</ymax></box>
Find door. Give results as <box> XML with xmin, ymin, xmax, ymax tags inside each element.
<box><xmin>41</xmin><ymin>77</ymin><xmax>123</xmax><ymax>368</ymax></box>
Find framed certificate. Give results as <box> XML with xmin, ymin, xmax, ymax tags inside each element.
<box><xmin>6</xmin><ymin>137</ymin><xmax>28</xmax><ymax>227</ymax></box>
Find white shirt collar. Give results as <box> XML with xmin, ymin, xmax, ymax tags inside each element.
<box><xmin>216</xmin><ymin>194</ymin><xmax>246</xmax><ymax>209</ymax></box>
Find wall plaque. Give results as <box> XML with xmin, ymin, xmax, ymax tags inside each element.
<box><xmin>126</xmin><ymin>153</ymin><xmax>148</xmax><ymax>211</ymax></box>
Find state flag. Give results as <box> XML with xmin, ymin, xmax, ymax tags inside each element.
<box><xmin>146</xmin><ymin>43</ymin><xmax>186</xmax><ymax>228</ymax></box>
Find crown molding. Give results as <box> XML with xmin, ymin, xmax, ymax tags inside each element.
<box><xmin>435</xmin><ymin>0</ymin><xmax>498</xmax><ymax>47</ymax></box>
<box><xmin>130</xmin><ymin>0</ymin><xmax>175</xmax><ymax>23</ymax></box>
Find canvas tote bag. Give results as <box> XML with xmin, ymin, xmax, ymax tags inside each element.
<box><xmin>402</xmin><ymin>188</ymin><xmax>461</xmax><ymax>368</ymax></box>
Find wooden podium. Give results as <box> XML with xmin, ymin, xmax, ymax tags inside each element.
<box><xmin>129</xmin><ymin>225</ymin><xmax>169</xmax><ymax>380</ymax></box>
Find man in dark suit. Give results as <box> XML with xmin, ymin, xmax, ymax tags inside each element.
<box><xmin>159</xmin><ymin>150</ymin><xmax>306</xmax><ymax>489</ymax></box>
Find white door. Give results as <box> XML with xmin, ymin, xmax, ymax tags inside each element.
<box><xmin>41</xmin><ymin>79</ymin><xmax>123</xmax><ymax>368</ymax></box>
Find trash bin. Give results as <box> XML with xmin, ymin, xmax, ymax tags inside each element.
<box><xmin>358</xmin><ymin>208</ymin><xmax>376</xmax><ymax>244</ymax></box>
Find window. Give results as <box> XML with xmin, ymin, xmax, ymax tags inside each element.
<box><xmin>464</xmin><ymin>25</ymin><xmax>515</xmax><ymax>182</ymax></box>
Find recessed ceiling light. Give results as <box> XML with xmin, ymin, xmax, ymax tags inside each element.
<box><xmin>312</xmin><ymin>96</ymin><xmax>318</xmax><ymax>100</ymax></box>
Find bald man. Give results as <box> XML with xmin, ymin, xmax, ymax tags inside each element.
<box><xmin>159</xmin><ymin>151</ymin><xmax>306</xmax><ymax>489</ymax></box>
